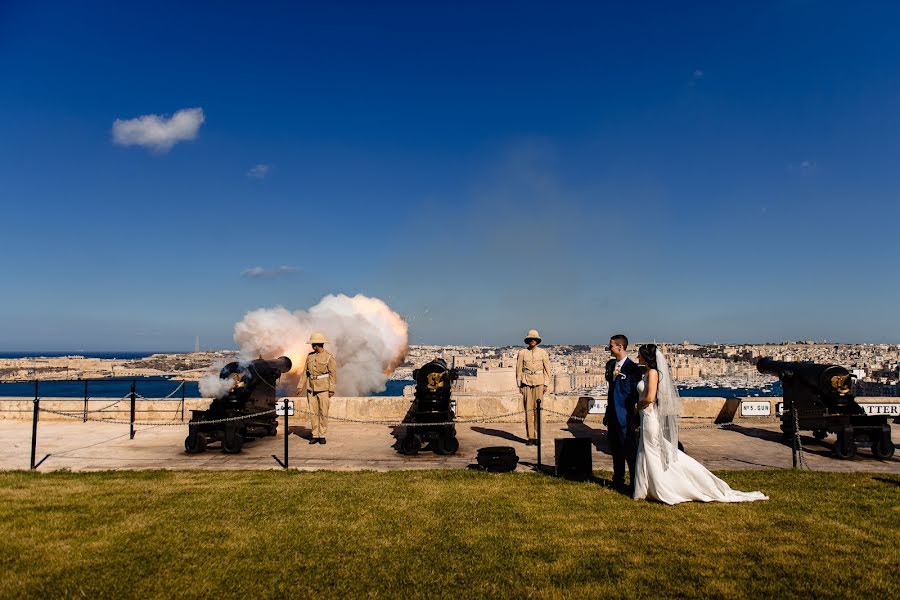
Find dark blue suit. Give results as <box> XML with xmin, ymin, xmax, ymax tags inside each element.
<box><xmin>605</xmin><ymin>357</ymin><xmax>642</xmax><ymax>488</ymax></box>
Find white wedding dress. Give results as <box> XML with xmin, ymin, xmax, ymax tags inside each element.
<box><xmin>633</xmin><ymin>375</ymin><xmax>768</xmax><ymax>505</ymax></box>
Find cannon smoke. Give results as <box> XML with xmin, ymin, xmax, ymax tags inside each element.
<box><xmin>200</xmin><ymin>294</ymin><xmax>408</xmax><ymax>398</ymax></box>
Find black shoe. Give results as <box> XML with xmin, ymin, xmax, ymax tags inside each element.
<box><xmin>319</xmin><ymin>438</ymin><xmax>326</xmax><ymax>445</ymax></box>
<box><xmin>528</xmin><ymin>440</ymin><xmax>538</xmax><ymax>446</ymax></box>
<box><xmin>309</xmin><ymin>438</ymin><xmax>319</xmax><ymax>445</ymax></box>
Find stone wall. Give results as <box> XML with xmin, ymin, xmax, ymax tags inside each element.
<box><xmin>2</xmin><ymin>395</ymin><xmax>898</xmax><ymax>422</ymax></box>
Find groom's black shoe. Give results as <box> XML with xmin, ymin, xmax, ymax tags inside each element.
<box><xmin>309</xmin><ymin>438</ymin><xmax>319</xmax><ymax>444</ymax></box>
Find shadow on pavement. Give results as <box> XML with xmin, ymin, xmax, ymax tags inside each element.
<box><xmin>470</xmin><ymin>426</ymin><xmax>528</xmax><ymax>445</ymax></box>
<box><xmin>289</xmin><ymin>425</ymin><xmax>313</xmax><ymax>440</ymax></box>
<box><xmin>565</xmin><ymin>421</ymin><xmax>609</xmax><ymax>453</ymax></box>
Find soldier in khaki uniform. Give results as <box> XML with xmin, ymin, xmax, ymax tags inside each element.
<box><xmin>298</xmin><ymin>332</ymin><xmax>336</xmax><ymax>444</ymax></box>
<box><xmin>516</xmin><ymin>329</ymin><xmax>551</xmax><ymax>446</ymax></box>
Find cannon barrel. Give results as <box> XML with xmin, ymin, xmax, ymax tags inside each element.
<box><xmin>757</xmin><ymin>358</ymin><xmax>893</xmax><ymax>459</ymax></box>
<box><xmin>249</xmin><ymin>356</ymin><xmax>293</xmax><ymax>375</ymax></box>
<box><xmin>757</xmin><ymin>357</ymin><xmax>853</xmax><ymax>399</ymax></box>
<box><xmin>219</xmin><ymin>356</ymin><xmax>292</xmax><ymax>380</ymax></box>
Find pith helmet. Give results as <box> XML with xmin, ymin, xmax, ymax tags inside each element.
<box><xmin>524</xmin><ymin>329</ymin><xmax>542</xmax><ymax>343</ymax></box>
<box><xmin>307</xmin><ymin>332</ymin><xmax>328</xmax><ymax>344</ymax></box>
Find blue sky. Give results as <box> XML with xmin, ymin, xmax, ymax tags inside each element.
<box><xmin>1</xmin><ymin>1</ymin><xmax>899</xmax><ymax>350</ymax></box>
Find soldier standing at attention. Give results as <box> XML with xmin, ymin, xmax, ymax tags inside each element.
<box><xmin>299</xmin><ymin>332</ymin><xmax>336</xmax><ymax>445</ymax></box>
<box><xmin>516</xmin><ymin>329</ymin><xmax>551</xmax><ymax>446</ymax></box>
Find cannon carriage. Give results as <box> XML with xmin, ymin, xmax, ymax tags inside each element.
<box><xmin>185</xmin><ymin>356</ymin><xmax>292</xmax><ymax>454</ymax></box>
<box><xmin>398</xmin><ymin>358</ymin><xmax>459</xmax><ymax>455</ymax></box>
<box><xmin>757</xmin><ymin>357</ymin><xmax>894</xmax><ymax>459</ymax></box>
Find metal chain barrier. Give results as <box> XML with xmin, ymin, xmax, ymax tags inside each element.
<box><xmin>288</xmin><ymin>406</ymin><xmax>531</xmax><ymax>428</ymax></box>
<box><xmin>541</xmin><ymin>407</ymin><xmax>741</xmax><ymax>429</ymax></box>
<box><xmin>39</xmin><ymin>402</ymin><xmax>757</xmax><ymax>431</ymax></box>
<box><xmin>90</xmin><ymin>397</ymin><xmax>128</xmax><ymax>413</ymax></box>
<box><xmin>38</xmin><ymin>406</ymin><xmax>277</xmax><ymax>427</ymax></box>
<box><xmin>792</xmin><ymin>405</ymin><xmax>810</xmax><ymax>470</ymax></box>
<box><xmin>132</xmin><ymin>380</ymin><xmax>185</xmax><ymax>401</ymax></box>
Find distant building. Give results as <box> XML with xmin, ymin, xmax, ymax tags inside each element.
<box><xmin>855</xmin><ymin>381</ymin><xmax>898</xmax><ymax>397</ymax></box>
<box><xmin>453</xmin><ymin>366</ymin><xmax>517</xmax><ymax>393</ymax></box>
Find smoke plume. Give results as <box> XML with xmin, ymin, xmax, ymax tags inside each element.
<box><xmin>198</xmin><ymin>372</ymin><xmax>235</xmax><ymax>399</ymax></box>
<box><xmin>200</xmin><ymin>294</ymin><xmax>408</xmax><ymax>398</ymax></box>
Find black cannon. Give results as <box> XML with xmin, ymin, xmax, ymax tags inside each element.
<box><xmin>185</xmin><ymin>356</ymin><xmax>292</xmax><ymax>454</ymax></box>
<box><xmin>399</xmin><ymin>358</ymin><xmax>459</xmax><ymax>455</ymax></box>
<box><xmin>757</xmin><ymin>357</ymin><xmax>894</xmax><ymax>459</ymax></box>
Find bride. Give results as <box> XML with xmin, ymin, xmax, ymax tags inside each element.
<box><xmin>632</xmin><ymin>344</ymin><xmax>768</xmax><ymax>505</ymax></box>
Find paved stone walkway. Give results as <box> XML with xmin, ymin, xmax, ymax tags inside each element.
<box><xmin>2</xmin><ymin>419</ymin><xmax>897</xmax><ymax>473</ymax></box>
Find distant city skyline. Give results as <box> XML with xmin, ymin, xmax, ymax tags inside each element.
<box><xmin>2</xmin><ymin>1</ymin><xmax>900</xmax><ymax>350</ymax></box>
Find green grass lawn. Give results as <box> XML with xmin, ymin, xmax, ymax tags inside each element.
<box><xmin>0</xmin><ymin>469</ymin><xmax>898</xmax><ymax>599</ymax></box>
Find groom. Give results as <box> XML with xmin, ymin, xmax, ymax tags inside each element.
<box><xmin>603</xmin><ymin>334</ymin><xmax>642</xmax><ymax>492</ymax></box>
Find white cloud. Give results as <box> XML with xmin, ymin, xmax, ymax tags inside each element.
<box><xmin>241</xmin><ymin>265</ymin><xmax>299</xmax><ymax>279</ymax></box>
<box><xmin>112</xmin><ymin>107</ymin><xmax>205</xmax><ymax>153</ymax></box>
<box><xmin>692</xmin><ymin>69</ymin><xmax>704</xmax><ymax>79</ymax></box>
<box><xmin>788</xmin><ymin>160</ymin><xmax>819</xmax><ymax>176</ymax></box>
<box><xmin>247</xmin><ymin>164</ymin><xmax>271</xmax><ymax>179</ymax></box>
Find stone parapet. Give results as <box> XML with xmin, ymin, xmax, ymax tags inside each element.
<box><xmin>1</xmin><ymin>396</ymin><xmax>898</xmax><ymax>422</ymax></box>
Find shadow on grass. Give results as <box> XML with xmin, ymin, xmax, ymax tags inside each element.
<box><xmin>518</xmin><ymin>460</ymin><xmax>635</xmax><ymax>496</ymax></box>
<box><xmin>874</xmin><ymin>476</ymin><xmax>900</xmax><ymax>487</ymax></box>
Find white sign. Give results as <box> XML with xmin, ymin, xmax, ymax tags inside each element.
<box><xmin>741</xmin><ymin>401</ymin><xmax>771</xmax><ymax>417</ymax></box>
<box><xmin>275</xmin><ymin>400</ymin><xmax>294</xmax><ymax>416</ymax></box>
<box><xmin>858</xmin><ymin>403</ymin><xmax>900</xmax><ymax>417</ymax></box>
<box><xmin>588</xmin><ymin>399</ymin><xmax>607</xmax><ymax>414</ymax></box>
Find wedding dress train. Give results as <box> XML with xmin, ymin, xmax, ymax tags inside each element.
<box><xmin>633</xmin><ymin>379</ymin><xmax>768</xmax><ymax>505</ymax></box>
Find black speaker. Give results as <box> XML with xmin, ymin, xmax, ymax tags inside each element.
<box><xmin>476</xmin><ymin>446</ymin><xmax>519</xmax><ymax>472</ymax></box>
<box><xmin>555</xmin><ymin>438</ymin><xmax>592</xmax><ymax>480</ymax></box>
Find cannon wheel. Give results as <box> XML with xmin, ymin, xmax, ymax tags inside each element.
<box><xmin>266</xmin><ymin>424</ymin><xmax>279</xmax><ymax>436</ymax></box>
<box><xmin>834</xmin><ymin>432</ymin><xmax>857</xmax><ymax>459</ymax></box>
<box><xmin>813</xmin><ymin>429</ymin><xmax>828</xmax><ymax>441</ymax></box>
<box><xmin>434</xmin><ymin>433</ymin><xmax>459</xmax><ymax>455</ymax></box>
<box><xmin>184</xmin><ymin>432</ymin><xmax>207</xmax><ymax>454</ymax></box>
<box><xmin>400</xmin><ymin>434</ymin><xmax>421</xmax><ymax>455</ymax></box>
<box><xmin>222</xmin><ymin>432</ymin><xmax>244</xmax><ymax>454</ymax></box>
<box><xmin>872</xmin><ymin>434</ymin><xmax>896</xmax><ymax>460</ymax></box>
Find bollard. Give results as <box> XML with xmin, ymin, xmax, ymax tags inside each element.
<box><xmin>536</xmin><ymin>397</ymin><xmax>543</xmax><ymax>473</ymax></box>
<box><xmin>129</xmin><ymin>381</ymin><xmax>136</xmax><ymax>440</ymax></box>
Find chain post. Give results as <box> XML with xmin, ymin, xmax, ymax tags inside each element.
<box><xmin>181</xmin><ymin>380</ymin><xmax>185</xmax><ymax>421</ymax></box>
<box><xmin>273</xmin><ymin>399</ymin><xmax>290</xmax><ymax>469</ymax></box>
<box><xmin>30</xmin><ymin>380</ymin><xmax>50</xmax><ymax>469</ymax></box>
<box><xmin>83</xmin><ymin>380</ymin><xmax>89</xmax><ymax>422</ymax></box>
<box><xmin>129</xmin><ymin>381</ymin><xmax>136</xmax><ymax>440</ymax></box>
<box><xmin>284</xmin><ymin>399</ymin><xmax>289</xmax><ymax>469</ymax></box>
<box><xmin>30</xmin><ymin>381</ymin><xmax>39</xmax><ymax>469</ymax></box>
<box><xmin>790</xmin><ymin>404</ymin><xmax>799</xmax><ymax>469</ymax></box>
<box><xmin>536</xmin><ymin>397</ymin><xmax>542</xmax><ymax>472</ymax></box>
